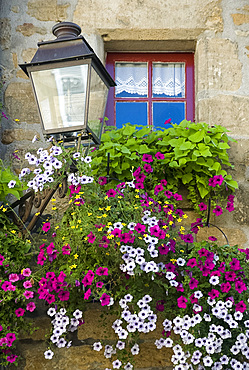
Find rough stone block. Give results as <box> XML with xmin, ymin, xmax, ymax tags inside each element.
<box><xmin>27</xmin><ymin>0</ymin><xmax>69</xmax><ymax>21</ymax></box>
<box><xmin>0</xmin><ymin>18</ymin><xmax>11</xmax><ymax>50</ymax></box>
<box><xmin>196</xmin><ymin>38</ymin><xmax>242</xmax><ymax>93</ymax></box>
<box><xmin>16</xmin><ymin>23</ymin><xmax>47</xmax><ymax>37</ymax></box>
<box><xmin>1</xmin><ymin>129</ymin><xmax>39</xmax><ymax>144</ymax></box>
<box><xmin>4</xmin><ymin>82</ymin><xmax>40</xmax><ymax>124</ymax></box>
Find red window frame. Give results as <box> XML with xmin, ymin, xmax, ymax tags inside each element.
<box><xmin>105</xmin><ymin>52</ymin><xmax>195</xmax><ymax>127</ymax></box>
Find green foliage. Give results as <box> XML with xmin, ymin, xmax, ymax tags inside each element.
<box><xmin>0</xmin><ymin>159</ymin><xmax>27</xmax><ymax>201</ymax></box>
<box><xmin>92</xmin><ymin>121</ymin><xmax>237</xmax><ymax>210</ymax></box>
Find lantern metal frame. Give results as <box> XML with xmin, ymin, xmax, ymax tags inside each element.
<box><xmin>19</xmin><ymin>21</ymin><xmax>115</xmax><ymax>145</ymax></box>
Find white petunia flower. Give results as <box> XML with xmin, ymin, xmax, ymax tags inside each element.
<box><xmin>44</xmin><ymin>349</ymin><xmax>54</xmax><ymax>359</ymax></box>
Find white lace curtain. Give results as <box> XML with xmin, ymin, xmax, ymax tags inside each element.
<box><xmin>115</xmin><ymin>62</ymin><xmax>185</xmax><ymax>97</ymax></box>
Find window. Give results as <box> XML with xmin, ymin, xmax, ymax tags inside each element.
<box><xmin>105</xmin><ymin>53</ymin><xmax>194</xmax><ymax>129</ymax></box>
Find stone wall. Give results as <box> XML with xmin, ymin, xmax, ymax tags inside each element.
<box><xmin>1</xmin><ymin>0</ymin><xmax>249</xmax><ymax>369</ymax></box>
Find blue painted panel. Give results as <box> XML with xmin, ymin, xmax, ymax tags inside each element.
<box><xmin>116</xmin><ymin>102</ymin><xmax>148</xmax><ymax>128</ymax></box>
<box><xmin>153</xmin><ymin>102</ymin><xmax>185</xmax><ymax>129</ymax></box>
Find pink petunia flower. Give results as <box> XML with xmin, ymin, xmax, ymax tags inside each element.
<box><xmin>9</xmin><ymin>274</ymin><xmax>19</xmax><ymax>283</ymax></box>
<box><xmin>235</xmin><ymin>300</ymin><xmax>247</xmax><ymax>313</ymax></box>
<box><xmin>58</xmin><ymin>290</ymin><xmax>70</xmax><ymax>301</ymax></box>
<box><xmin>84</xmin><ymin>288</ymin><xmax>91</xmax><ymax>300</ymax></box>
<box><xmin>42</xmin><ymin>222</ymin><xmax>51</xmax><ymax>232</ymax></box>
<box><xmin>198</xmin><ymin>202</ymin><xmax>207</xmax><ymax>211</ymax></box>
<box><xmin>100</xmin><ymin>293</ymin><xmax>110</xmax><ymax>306</ymax></box>
<box><xmin>22</xmin><ymin>268</ymin><xmax>32</xmax><ymax>277</ymax></box>
<box><xmin>106</xmin><ymin>189</ymin><xmax>117</xmax><ymax>198</ymax></box>
<box><xmin>96</xmin><ymin>281</ymin><xmax>104</xmax><ymax>288</ymax></box>
<box><xmin>96</xmin><ymin>267</ymin><xmax>108</xmax><ymax>276</ymax></box>
<box><xmin>23</xmin><ymin>280</ymin><xmax>33</xmax><ymax>289</ymax></box>
<box><xmin>142</xmin><ymin>154</ymin><xmax>153</xmax><ymax>163</ymax></box>
<box><xmin>155</xmin><ymin>152</ymin><xmax>165</xmax><ymax>160</ymax></box>
<box><xmin>87</xmin><ymin>232</ymin><xmax>96</xmax><ymax>244</ymax></box>
<box><xmin>0</xmin><ymin>254</ymin><xmax>5</xmax><ymax>265</ymax></box>
<box><xmin>26</xmin><ymin>302</ymin><xmax>36</xmax><ymax>312</ymax></box>
<box><xmin>15</xmin><ymin>308</ymin><xmax>25</xmax><ymax>317</ymax></box>
<box><xmin>189</xmin><ymin>278</ymin><xmax>199</xmax><ymax>290</ymax></box>
<box><xmin>23</xmin><ymin>290</ymin><xmax>34</xmax><ymax>299</ymax></box>
<box><xmin>177</xmin><ymin>296</ymin><xmax>188</xmax><ymax>309</ymax></box>
<box><xmin>213</xmin><ymin>205</ymin><xmax>223</xmax><ymax>216</ymax></box>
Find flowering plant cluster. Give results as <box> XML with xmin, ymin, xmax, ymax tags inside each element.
<box><xmin>0</xmin><ymin>141</ymin><xmax>248</xmax><ymax>370</ymax></box>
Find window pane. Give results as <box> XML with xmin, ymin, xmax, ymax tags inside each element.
<box><xmin>116</xmin><ymin>102</ymin><xmax>148</xmax><ymax>128</ymax></box>
<box><xmin>152</xmin><ymin>63</ymin><xmax>185</xmax><ymax>98</ymax></box>
<box><xmin>153</xmin><ymin>102</ymin><xmax>185</xmax><ymax>128</ymax></box>
<box><xmin>31</xmin><ymin>64</ymin><xmax>88</xmax><ymax>131</ymax></box>
<box><xmin>115</xmin><ymin>63</ymin><xmax>148</xmax><ymax>97</ymax></box>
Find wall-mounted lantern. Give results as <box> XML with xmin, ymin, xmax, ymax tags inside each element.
<box><xmin>19</xmin><ymin>22</ymin><xmax>115</xmax><ymax>145</ymax></box>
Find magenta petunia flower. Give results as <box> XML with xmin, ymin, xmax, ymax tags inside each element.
<box><xmin>106</xmin><ymin>189</ymin><xmax>117</xmax><ymax>198</ymax></box>
<box><xmin>111</xmin><ymin>228</ymin><xmax>122</xmax><ymax>238</ymax></box>
<box><xmin>213</xmin><ymin>205</ymin><xmax>223</xmax><ymax>216</ymax></box>
<box><xmin>198</xmin><ymin>202</ymin><xmax>207</xmax><ymax>211</ymax></box>
<box><xmin>7</xmin><ymin>355</ymin><xmax>18</xmax><ymax>363</ymax></box>
<box><xmin>98</xmin><ymin>176</ymin><xmax>107</xmax><ymax>185</ymax></box>
<box><xmin>58</xmin><ymin>290</ymin><xmax>70</xmax><ymax>301</ymax></box>
<box><xmin>87</xmin><ymin>232</ymin><xmax>96</xmax><ymax>244</ymax></box>
<box><xmin>15</xmin><ymin>308</ymin><xmax>25</xmax><ymax>317</ymax></box>
<box><xmin>229</xmin><ymin>258</ymin><xmax>241</xmax><ymax>271</ymax></box>
<box><xmin>208</xmin><ymin>177</ymin><xmax>217</xmax><ymax>187</ymax></box>
<box><xmin>96</xmin><ymin>267</ymin><xmax>108</xmax><ymax>276</ymax></box>
<box><xmin>225</xmin><ymin>270</ymin><xmax>237</xmax><ymax>281</ymax></box>
<box><xmin>100</xmin><ymin>293</ymin><xmax>110</xmax><ymax>306</ymax></box>
<box><xmin>173</xmin><ymin>193</ymin><xmax>182</xmax><ymax>201</ymax></box>
<box><xmin>220</xmin><ymin>282</ymin><xmax>231</xmax><ymax>293</ymax></box>
<box><xmin>186</xmin><ymin>258</ymin><xmax>197</xmax><ymax>268</ymax></box>
<box><xmin>134</xmin><ymin>223</ymin><xmax>146</xmax><ymax>234</ymax></box>
<box><xmin>208</xmin><ymin>236</ymin><xmax>217</xmax><ymax>241</ymax></box>
<box><xmin>23</xmin><ymin>290</ymin><xmax>34</xmax><ymax>299</ymax></box>
<box><xmin>155</xmin><ymin>152</ymin><xmax>165</xmax><ymax>160</ymax></box>
<box><xmin>84</xmin><ymin>288</ymin><xmax>91</xmax><ymax>300</ymax></box>
<box><xmin>183</xmin><ymin>234</ymin><xmax>194</xmax><ymax>243</ymax></box>
<box><xmin>62</xmin><ymin>244</ymin><xmax>71</xmax><ymax>255</ymax></box>
<box><xmin>42</xmin><ymin>222</ymin><xmax>51</xmax><ymax>232</ymax></box>
<box><xmin>142</xmin><ymin>154</ymin><xmax>153</xmax><ymax>163</ymax></box>
<box><xmin>9</xmin><ymin>273</ymin><xmax>19</xmax><ymax>283</ymax></box>
<box><xmin>189</xmin><ymin>278</ymin><xmax>199</xmax><ymax>290</ymax></box>
<box><xmin>235</xmin><ymin>300</ymin><xmax>247</xmax><ymax>313</ymax></box>
<box><xmin>177</xmin><ymin>296</ymin><xmax>188</xmax><ymax>309</ymax></box>
<box><xmin>26</xmin><ymin>302</ymin><xmax>36</xmax><ymax>312</ymax></box>
<box><xmin>208</xmin><ymin>289</ymin><xmax>220</xmax><ymax>299</ymax></box>
<box><xmin>0</xmin><ymin>254</ymin><xmax>5</xmax><ymax>265</ymax></box>
<box><xmin>213</xmin><ymin>174</ymin><xmax>224</xmax><ymax>186</ymax></box>
<box><xmin>198</xmin><ymin>248</ymin><xmax>209</xmax><ymax>257</ymax></box>
<box><xmin>158</xmin><ymin>244</ymin><xmax>170</xmax><ymax>255</ymax></box>
<box><xmin>22</xmin><ymin>268</ymin><xmax>32</xmax><ymax>277</ymax></box>
<box><xmin>96</xmin><ymin>281</ymin><xmax>104</xmax><ymax>288</ymax></box>
<box><xmin>226</xmin><ymin>202</ymin><xmax>234</xmax><ymax>212</ymax></box>
<box><xmin>227</xmin><ymin>194</ymin><xmax>235</xmax><ymax>202</ymax></box>
<box><xmin>135</xmin><ymin>182</ymin><xmax>144</xmax><ymax>189</ymax></box>
<box><xmin>154</xmin><ymin>184</ymin><xmax>164</xmax><ymax>194</ymax></box>
<box><xmin>235</xmin><ymin>280</ymin><xmax>247</xmax><ymax>293</ymax></box>
<box><xmin>143</xmin><ymin>163</ymin><xmax>153</xmax><ymax>173</ymax></box>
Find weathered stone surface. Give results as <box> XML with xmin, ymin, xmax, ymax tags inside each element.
<box><xmin>21</xmin><ymin>48</ymin><xmax>37</xmax><ymax>63</ymax></box>
<box><xmin>233</xmin><ymin>183</ymin><xmax>249</xmax><ymax>226</ymax></box>
<box><xmin>232</xmin><ymin>13</ymin><xmax>249</xmax><ymax>25</ymax></box>
<box><xmin>4</xmin><ymin>82</ymin><xmax>40</xmax><ymax>124</ymax></box>
<box><xmin>11</xmin><ymin>5</ymin><xmax>20</xmax><ymax>13</ymax></box>
<box><xmin>0</xmin><ymin>18</ymin><xmax>11</xmax><ymax>49</ymax></box>
<box><xmin>1</xmin><ymin>129</ymin><xmax>39</xmax><ymax>144</ymax></box>
<box><xmin>27</xmin><ymin>0</ymin><xmax>69</xmax><ymax>21</ymax></box>
<box><xmin>12</xmin><ymin>52</ymin><xmax>18</xmax><ymax>68</ymax></box>
<box><xmin>196</xmin><ymin>38</ymin><xmax>242</xmax><ymax>93</ymax></box>
<box><xmin>16</xmin><ymin>23</ymin><xmax>47</xmax><ymax>37</ymax></box>
<box><xmin>197</xmin><ymin>95</ymin><xmax>249</xmax><ymax>137</ymax></box>
<box><xmin>74</xmin><ymin>0</ymin><xmax>222</xmax><ymax>34</ymax></box>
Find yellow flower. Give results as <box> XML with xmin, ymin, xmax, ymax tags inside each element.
<box><xmin>135</xmin><ymin>195</ymin><xmax>139</xmax><ymax>198</ymax></box>
<box><xmin>105</xmin><ymin>206</ymin><xmax>111</xmax><ymax>211</ymax></box>
<box><xmin>14</xmin><ymin>118</ymin><xmax>20</xmax><ymax>122</ymax></box>
<box><xmin>118</xmin><ymin>196</ymin><xmax>122</xmax><ymax>199</ymax></box>
<box><xmin>71</xmin><ymin>212</ymin><xmax>76</xmax><ymax>215</ymax></box>
<box><xmin>177</xmin><ymin>218</ymin><xmax>182</xmax><ymax>223</ymax></box>
<box><xmin>138</xmin><ymin>237</ymin><xmax>142</xmax><ymax>240</ymax></box>
<box><xmin>51</xmin><ymin>198</ymin><xmax>56</xmax><ymax>202</ymax></box>
<box><xmin>62</xmin><ymin>236</ymin><xmax>65</xmax><ymax>240</ymax></box>
<box><xmin>98</xmin><ymin>227</ymin><xmax>103</xmax><ymax>232</ymax></box>
<box><xmin>149</xmin><ymin>201</ymin><xmax>153</xmax><ymax>205</ymax></box>
<box><xmin>97</xmin><ymin>215</ymin><xmax>102</xmax><ymax>218</ymax></box>
<box><xmin>116</xmin><ymin>241</ymin><xmax>120</xmax><ymax>246</ymax></box>
<box><xmin>52</xmin><ymin>207</ymin><xmax>57</xmax><ymax>210</ymax></box>
<box><xmin>77</xmin><ymin>219</ymin><xmax>81</xmax><ymax>223</ymax></box>
<box><xmin>10</xmin><ymin>230</ymin><xmax>16</xmax><ymax>234</ymax></box>
<box><xmin>59</xmin><ymin>184</ymin><xmax>62</xmax><ymax>188</ymax></box>
<box><xmin>106</xmin><ymin>252</ymin><xmax>110</xmax><ymax>255</ymax></box>
<box><xmin>166</xmin><ymin>234</ymin><xmax>170</xmax><ymax>237</ymax></box>
<box><xmin>180</xmin><ymin>250</ymin><xmax>184</xmax><ymax>253</ymax></box>
<box><xmin>183</xmin><ymin>214</ymin><xmax>188</xmax><ymax>219</ymax></box>
<box><xmin>2</xmin><ymin>208</ymin><xmax>7</xmax><ymax>212</ymax></box>
<box><xmin>27</xmin><ymin>239</ymin><xmax>31</xmax><ymax>243</ymax></box>
<box><xmin>135</xmin><ymin>189</ymin><xmax>139</xmax><ymax>193</ymax></box>
<box><xmin>88</xmin><ymin>212</ymin><xmax>92</xmax><ymax>216</ymax></box>
<box><xmin>74</xmin><ymin>254</ymin><xmax>78</xmax><ymax>259</ymax></box>
<box><xmin>168</xmin><ymin>210</ymin><xmax>172</xmax><ymax>215</ymax></box>
<box><xmin>69</xmin><ymin>199</ymin><xmax>72</xmax><ymax>204</ymax></box>
<box><xmin>99</xmin><ymin>207</ymin><xmax>104</xmax><ymax>210</ymax></box>
<box><xmin>107</xmin><ymin>222</ymin><xmax>112</xmax><ymax>226</ymax></box>
<box><xmin>35</xmin><ymin>212</ymin><xmax>40</xmax><ymax>216</ymax></box>
<box><xmin>84</xmin><ymin>237</ymin><xmax>88</xmax><ymax>241</ymax></box>
<box><xmin>158</xmin><ymin>201</ymin><xmax>162</xmax><ymax>204</ymax></box>
<box><xmin>55</xmin><ymin>226</ymin><xmax>59</xmax><ymax>229</ymax></box>
<box><xmin>70</xmin><ymin>264</ymin><xmax>77</xmax><ymax>269</ymax></box>
<box><xmin>164</xmin><ymin>201</ymin><xmax>169</xmax><ymax>205</ymax></box>
<box><xmin>180</xmin><ymin>226</ymin><xmax>185</xmax><ymax>231</ymax></box>
<box><xmin>104</xmin><ymin>196</ymin><xmax>108</xmax><ymax>200</ymax></box>
<box><xmin>71</xmin><ymin>225</ymin><xmax>75</xmax><ymax>229</ymax></box>
<box><xmin>102</xmin><ymin>214</ymin><xmax>107</xmax><ymax>218</ymax></box>
<box><xmin>75</xmin><ymin>194</ymin><xmax>80</xmax><ymax>199</ymax></box>
<box><xmin>79</xmin><ymin>191</ymin><xmax>84</xmax><ymax>195</ymax></box>
<box><xmin>122</xmin><ymin>223</ymin><xmax>126</xmax><ymax>226</ymax></box>
<box><xmin>162</xmin><ymin>225</ymin><xmax>167</xmax><ymax>229</ymax></box>
<box><xmin>170</xmin><ymin>259</ymin><xmax>177</xmax><ymax>264</ymax></box>
<box><xmin>169</xmin><ymin>221</ymin><xmax>173</xmax><ymax>225</ymax></box>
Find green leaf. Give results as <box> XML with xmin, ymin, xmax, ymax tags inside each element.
<box><xmin>139</xmin><ymin>144</ymin><xmax>150</xmax><ymax>153</ymax></box>
<box><xmin>182</xmin><ymin>173</ymin><xmax>193</xmax><ymax>184</ymax></box>
<box><xmin>198</xmin><ymin>184</ymin><xmax>209</xmax><ymax>199</ymax></box>
<box><xmin>179</xmin><ymin>141</ymin><xmax>195</xmax><ymax>150</ymax></box>
<box><xmin>218</xmin><ymin>142</ymin><xmax>230</xmax><ymax>149</ymax></box>
<box><xmin>121</xmin><ymin>146</ymin><xmax>131</xmax><ymax>154</ymax></box>
<box><xmin>134</xmin><ymin>127</ymin><xmax>151</xmax><ymax>138</ymax></box>
<box><xmin>188</xmin><ymin>129</ymin><xmax>205</xmax><ymax>143</ymax></box>
<box><xmin>122</xmin><ymin>125</ymin><xmax>136</xmax><ymax>136</ymax></box>
<box><xmin>225</xmin><ymin>179</ymin><xmax>238</xmax><ymax>189</ymax></box>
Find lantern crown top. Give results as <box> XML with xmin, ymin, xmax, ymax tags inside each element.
<box><xmin>52</xmin><ymin>22</ymin><xmax>81</xmax><ymax>39</ymax></box>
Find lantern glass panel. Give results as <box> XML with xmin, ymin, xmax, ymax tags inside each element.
<box><xmin>87</xmin><ymin>66</ymin><xmax>109</xmax><ymax>139</ymax></box>
<box><xmin>30</xmin><ymin>64</ymin><xmax>89</xmax><ymax>132</ymax></box>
